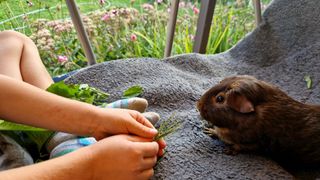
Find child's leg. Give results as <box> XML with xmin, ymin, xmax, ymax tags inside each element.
<box><xmin>0</xmin><ymin>31</ymin><xmax>53</xmax><ymax>168</ymax></box>
<box><xmin>105</xmin><ymin>97</ymin><xmax>148</xmax><ymax>113</ymax></box>
<box><xmin>0</xmin><ymin>30</ymin><xmax>53</xmax><ymax>89</ymax></box>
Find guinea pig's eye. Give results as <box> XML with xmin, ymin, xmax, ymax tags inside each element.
<box><xmin>216</xmin><ymin>95</ymin><xmax>224</xmax><ymax>103</ymax></box>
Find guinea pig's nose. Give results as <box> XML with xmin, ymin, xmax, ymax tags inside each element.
<box><xmin>196</xmin><ymin>100</ymin><xmax>208</xmax><ymax>120</ymax></box>
<box><xmin>196</xmin><ymin>100</ymin><xmax>202</xmax><ymax>111</ymax></box>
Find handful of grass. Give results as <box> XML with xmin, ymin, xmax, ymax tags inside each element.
<box><xmin>154</xmin><ymin>113</ymin><xmax>181</xmax><ymax>141</ymax></box>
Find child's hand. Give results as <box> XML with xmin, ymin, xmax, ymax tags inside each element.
<box><xmin>85</xmin><ymin>134</ymin><xmax>159</xmax><ymax>180</ymax></box>
<box><xmin>156</xmin><ymin>138</ymin><xmax>166</xmax><ymax>157</ymax></box>
<box><xmin>91</xmin><ymin>108</ymin><xmax>166</xmax><ymax>156</ymax></box>
<box><xmin>92</xmin><ymin>108</ymin><xmax>158</xmax><ymax>139</ymax></box>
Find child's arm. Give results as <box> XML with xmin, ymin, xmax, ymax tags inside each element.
<box><xmin>0</xmin><ymin>75</ymin><xmax>157</xmax><ymax>139</ymax></box>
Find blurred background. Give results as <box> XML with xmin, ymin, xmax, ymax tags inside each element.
<box><xmin>0</xmin><ymin>0</ymin><xmax>271</xmax><ymax>76</ymax></box>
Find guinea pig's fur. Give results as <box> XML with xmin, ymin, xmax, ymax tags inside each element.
<box><xmin>197</xmin><ymin>75</ymin><xmax>320</xmax><ymax>165</ymax></box>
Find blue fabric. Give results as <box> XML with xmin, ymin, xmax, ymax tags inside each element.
<box><xmin>50</xmin><ymin>137</ymin><xmax>96</xmax><ymax>158</ymax></box>
<box><xmin>106</xmin><ymin>99</ymin><xmax>129</xmax><ymax>109</ymax></box>
<box><xmin>52</xmin><ymin>70</ymin><xmax>79</xmax><ymax>82</ymax></box>
<box><xmin>78</xmin><ymin>137</ymin><xmax>96</xmax><ymax>146</ymax></box>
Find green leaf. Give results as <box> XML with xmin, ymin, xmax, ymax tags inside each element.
<box><xmin>26</xmin><ymin>131</ymin><xmax>54</xmax><ymax>151</ymax></box>
<box><xmin>46</xmin><ymin>81</ymin><xmax>77</xmax><ymax>98</ymax></box>
<box><xmin>122</xmin><ymin>85</ymin><xmax>144</xmax><ymax>98</ymax></box>
<box><xmin>0</xmin><ymin>120</ymin><xmax>47</xmax><ymax>131</ymax></box>
<box><xmin>46</xmin><ymin>81</ymin><xmax>109</xmax><ymax>105</ymax></box>
<box><xmin>154</xmin><ymin>113</ymin><xmax>181</xmax><ymax>141</ymax></box>
<box><xmin>304</xmin><ymin>75</ymin><xmax>312</xmax><ymax>89</ymax></box>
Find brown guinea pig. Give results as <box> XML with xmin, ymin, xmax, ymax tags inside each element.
<box><xmin>197</xmin><ymin>75</ymin><xmax>320</xmax><ymax>165</ymax></box>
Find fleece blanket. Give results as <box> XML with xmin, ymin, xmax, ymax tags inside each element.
<box><xmin>0</xmin><ymin>0</ymin><xmax>317</xmax><ymax>178</ymax></box>
<box><xmin>65</xmin><ymin>0</ymin><xmax>320</xmax><ymax>178</ymax></box>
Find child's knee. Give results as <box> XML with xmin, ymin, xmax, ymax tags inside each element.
<box><xmin>0</xmin><ymin>30</ymin><xmax>28</xmax><ymax>40</ymax></box>
<box><xmin>0</xmin><ymin>30</ymin><xmax>26</xmax><ymax>52</ymax></box>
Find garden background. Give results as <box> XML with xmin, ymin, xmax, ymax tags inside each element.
<box><xmin>0</xmin><ymin>0</ymin><xmax>271</xmax><ymax>77</ymax></box>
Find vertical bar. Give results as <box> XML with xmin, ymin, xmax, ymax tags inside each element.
<box><xmin>193</xmin><ymin>0</ymin><xmax>217</xmax><ymax>54</ymax></box>
<box><xmin>253</xmin><ymin>0</ymin><xmax>262</xmax><ymax>26</ymax></box>
<box><xmin>164</xmin><ymin>0</ymin><xmax>180</xmax><ymax>58</ymax></box>
<box><xmin>66</xmin><ymin>0</ymin><xmax>96</xmax><ymax>65</ymax></box>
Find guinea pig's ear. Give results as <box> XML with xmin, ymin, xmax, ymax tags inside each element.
<box><xmin>226</xmin><ymin>92</ymin><xmax>254</xmax><ymax>113</ymax></box>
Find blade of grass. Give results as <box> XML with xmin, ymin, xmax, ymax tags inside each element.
<box><xmin>154</xmin><ymin>113</ymin><xmax>181</xmax><ymax>141</ymax></box>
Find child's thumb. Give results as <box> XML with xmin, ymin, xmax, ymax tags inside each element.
<box><xmin>129</xmin><ymin>121</ymin><xmax>158</xmax><ymax>139</ymax></box>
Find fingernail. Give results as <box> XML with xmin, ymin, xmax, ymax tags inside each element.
<box><xmin>162</xmin><ymin>140</ymin><xmax>167</xmax><ymax>147</ymax></box>
<box><xmin>150</xmin><ymin>128</ymin><xmax>158</xmax><ymax>134</ymax></box>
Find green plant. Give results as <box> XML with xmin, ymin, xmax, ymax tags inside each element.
<box><xmin>46</xmin><ymin>81</ymin><xmax>110</xmax><ymax>105</ymax></box>
<box><xmin>1</xmin><ymin>0</ymin><xmax>271</xmax><ymax>76</ymax></box>
<box><xmin>122</xmin><ymin>85</ymin><xmax>144</xmax><ymax>98</ymax></box>
<box><xmin>154</xmin><ymin>113</ymin><xmax>181</xmax><ymax>141</ymax></box>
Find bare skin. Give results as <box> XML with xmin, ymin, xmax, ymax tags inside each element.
<box><xmin>0</xmin><ymin>30</ymin><xmax>165</xmax><ymax>179</ymax></box>
<box><xmin>0</xmin><ymin>30</ymin><xmax>53</xmax><ymax>88</ymax></box>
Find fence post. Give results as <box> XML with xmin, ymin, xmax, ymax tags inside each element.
<box><xmin>193</xmin><ymin>0</ymin><xmax>217</xmax><ymax>54</ymax></box>
<box><xmin>164</xmin><ymin>0</ymin><xmax>180</xmax><ymax>58</ymax></box>
<box><xmin>66</xmin><ymin>0</ymin><xmax>96</xmax><ymax>65</ymax></box>
<box><xmin>253</xmin><ymin>0</ymin><xmax>262</xmax><ymax>26</ymax></box>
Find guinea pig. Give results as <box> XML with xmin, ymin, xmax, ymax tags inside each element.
<box><xmin>197</xmin><ymin>75</ymin><xmax>320</xmax><ymax>165</ymax></box>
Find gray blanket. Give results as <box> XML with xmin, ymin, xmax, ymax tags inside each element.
<box><xmin>66</xmin><ymin>0</ymin><xmax>320</xmax><ymax>179</ymax></box>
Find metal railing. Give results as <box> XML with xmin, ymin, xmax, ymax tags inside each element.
<box><xmin>66</xmin><ymin>0</ymin><xmax>262</xmax><ymax>65</ymax></box>
<box><xmin>66</xmin><ymin>0</ymin><xmax>97</xmax><ymax>65</ymax></box>
<box><xmin>164</xmin><ymin>0</ymin><xmax>262</xmax><ymax>56</ymax></box>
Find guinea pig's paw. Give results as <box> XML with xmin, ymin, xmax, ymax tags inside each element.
<box><xmin>223</xmin><ymin>145</ymin><xmax>239</xmax><ymax>156</ymax></box>
<box><xmin>203</xmin><ymin>127</ymin><xmax>218</xmax><ymax>138</ymax></box>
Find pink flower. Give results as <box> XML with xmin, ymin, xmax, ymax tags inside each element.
<box><xmin>111</xmin><ymin>10</ymin><xmax>118</xmax><ymax>15</ymax></box>
<box><xmin>189</xmin><ymin>34</ymin><xmax>195</xmax><ymax>41</ymax></box>
<box><xmin>157</xmin><ymin>0</ymin><xmax>163</xmax><ymax>3</ymax></box>
<box><xmin>142</xmin><ymin>3</ymin><xmax>154</xmax><ymax>11</ymax></box>
<box><xmin>130</xmin><ymin>34</ymin><xmax>137</xmax><ymax>42</ymax></box>
<box><xmin>57</xmin><ymin>55</ymin><xmax>68</xmax><ymax>63</ymax></box>
<box><xmin>101</xmin><ymin>14</ymin><xmax>111</xmax><ymax>21</ymax></box>
<box><xmin>193</xmin><ymin>6</ymin><xmax>200</xmax><ymax>15</ymax></box>
<box><xmin>22</xmin><ymin>15</ymin><xmax>28</xmax><ymax>21</ymax></box>
<box><xmin>179</xmin><ymin>2</ymin><xmax>186</xmax><ymax>8</ymax></box>
<box><xmin>99</xmin><ymin>0</ymin><xmax>105</xmax><ymax>5</ymax></box>
<box><xmin>26</xmin><ymin>0</ymin><xmax>33</xmax><ymax>7</ymax></box>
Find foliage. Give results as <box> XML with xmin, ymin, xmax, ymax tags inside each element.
<box><xmin>154</xmin><ymin>113</ymin><xmax>181</xmax><ymax>141</ymax></box>
<box><xmin>47</xmin><ymin>81</ymin><xmax>110</xmax><ymax>105</ymax></box>
<box><xmin>122</xmin><ymin>85</ymin><xmax>144</xmax><ymax>98</ymax></box>
<box><xmin>304</xmin><ymin>75</ymin><xmax>312</xmax><ymax>89</ymax></box>
<box><xmin>0</xmin><ymin>120</ymin><xmax>47</xmax><ymax>131</ymax></box>
<box><xmin>1</xmin><ymin>0</ymin><xmax>271</xmax><ymax>76</ymax></box>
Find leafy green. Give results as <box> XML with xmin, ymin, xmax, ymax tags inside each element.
<box><xmin>46</xmin><ymin>81</ymin><xmax>109</xmax><ymax>105</ymax></box>
<box><xmin>304</xmin><ymin>75</ymin><xmax>312</xmax><ymax>89</ymax></box>
<box><xmin>154</xmin><ymin>113</ymin><xmax>181</xmax><ymax>141</ymax></box>
<box><xmin>46</xmin><ymin>81</ymin><xmax>77</xmax><ymax>98</ymax></box>
<box><xmin>122</xmin><ymin>85</ymin><xmax>144</xmax><ymax>98</ymax></box>
<box><xmin>0</xmin><ymin>120</ymin><xmax>47</xmax><ymax>131</ymax></box>
<box><xmin>27</xmin><ymin>131</ymin><xmax>54</xmax><ymax>151</ymax></box>
<box><xmin>154</xmin><ymin>113</ymin><xmax>181</xmax><ymax>164</ymax></box>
